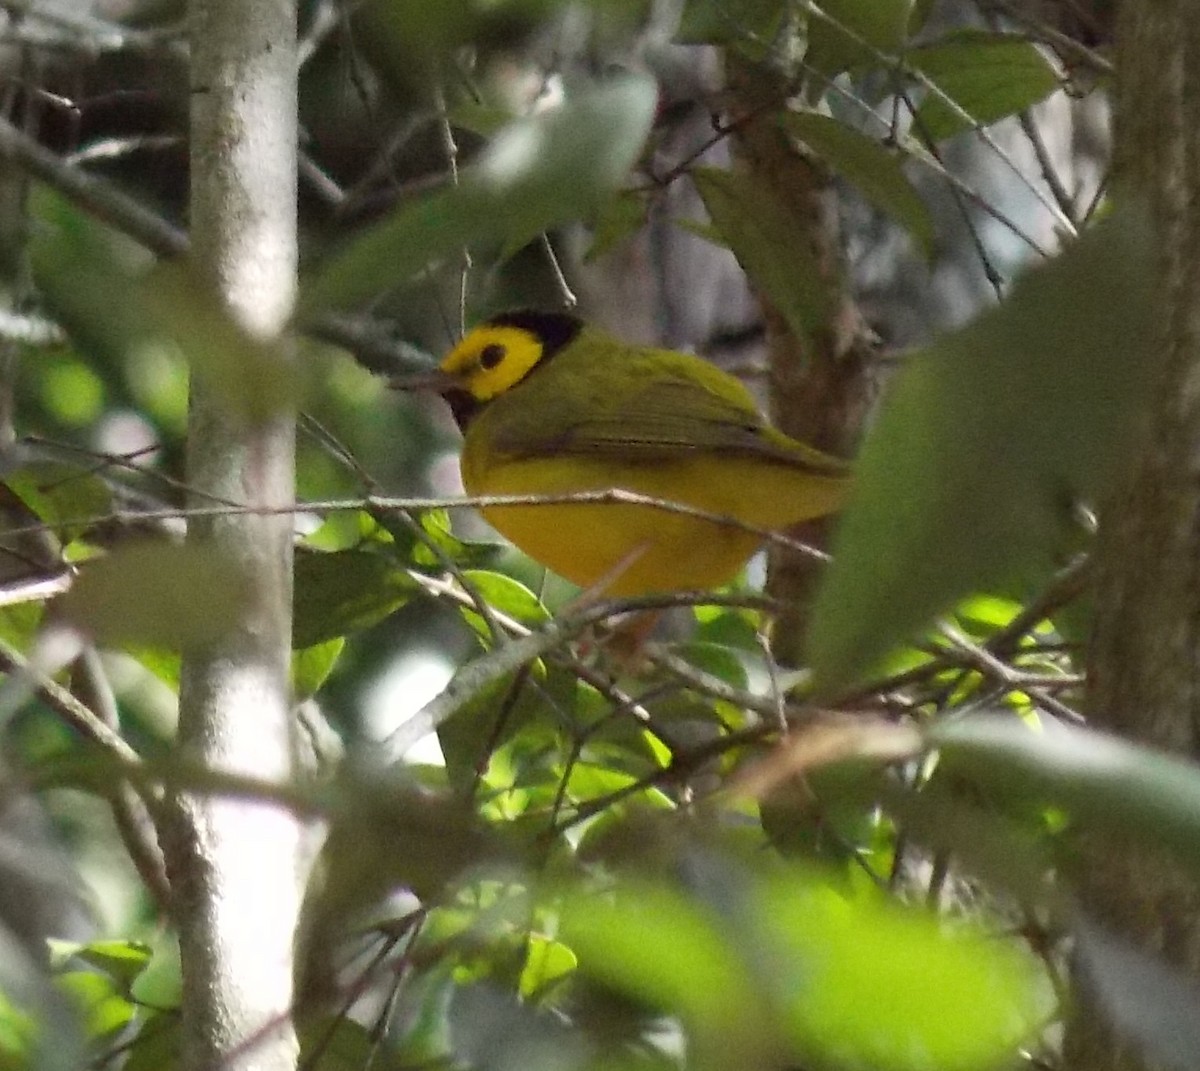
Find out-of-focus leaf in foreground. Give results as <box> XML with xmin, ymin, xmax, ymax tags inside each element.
<box><xmin>809</xmin><ymin>209</ymin><xmax>1155</xmax><ymax>692</ymax></box>
<box><xmin>32</xmin><ymin>194</ymin><xmax>296</xmax><ymax>421</ymax></box>
<box><xmin>1074</xmin><ymin>917</ymin><xmax>1200</xmax><ymax>1071</ymax></box>
<box><xmin>58</xmin><ymin>542</ymin><xmax>250</xmax><ymax>648</ymax></box>
<box><xmin>930</xmin><ymin>714</ymin><xmax>1200</xmax><ymax>875</ymax></box>
<box><xmin>562</xmin><ymin>865</ymin><xmax>1043</xmax><ymax>1071</ymax></box>
<box><xmin>301</xmin><ymin>75</ymin><xmax>656</xmax><ymax>316</ymax></box>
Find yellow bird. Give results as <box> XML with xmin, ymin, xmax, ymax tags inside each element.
<box><xmin>396</xmin><ymin>310</ymin><xmax>850</xmax><ymax>596</ymax></box>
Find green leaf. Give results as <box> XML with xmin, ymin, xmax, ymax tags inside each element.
<box><xmin>561</xmin><ymin>866</ymin><xmax>1043</xmax><ymax>1070</ymax></box>
<box><xmin>909</xmin><ymin>31</ymin><xmax>1061</xmax><ymax>141</ymax></box>
<box><xmin>809</xmin><ymin>208</ymin><xmax>1154</xmax><ymax>692</ymax></box>
<box><xmin>352</xmin><ymin>0</ymin><xmax>564</xmax><ymax>89</ymax></box>
<box><xmin>461</xmin><ymin>570</ymin><xmax>550</xmax><ymax>627</ymax></box>
<box><xmin>32</xmin><ymin>197</ymin><xmax>295</xmax><ymax>421</ymax></box>
<box><xmin>561</xmin><ymin>880</ymin><xmax>766</xmax><ymax>1051</ymax></box>
<box><xmin>292</xmin><ymin>637</ymin><xmax>345</xmax><ymax>699</ymax></box>
<box><xmin>49</xmin><ymin>940</ymin><xmax>151</xmax><ymax>988</ymax></box>
<box><xmin>129</xmin><ymin>937</ymin><xmax>182</xmax><ymax>1010</ymax></box>
<box><xmin>692</xmin><ymin>167</ymin><xmax>831</xmax><ymax>343</ymax></box>
<box><xmin>519</xmin><ymin>935</ymin><xmax>578</xmax><ymax>999</ymax></box>
<box><xmin>302</xmin><ymin>76</ymin><xmax>656</xmax><ymax>315</ymax></box>
<box><xmin>55</xmin><ymin>971</ymin><xmax>134</xmax><ymax>1040</ymax></box>
<box><xmin>121</xmin><ymin>1012</ymin><xmax>178</xmax><ymax>1071</ymax></box>
<box><xmin>1074</xmin><ymin>918</ymin><xmax>1200</xmax><ymax>1071</ymax></box>
<box><xmin>762</xmin><ymin>876</ymin><xmax>1044</xmax><ymax>1069</ymax></box>
<box><xmin>5</xmin><ymin>463</ymin><xmax>111</xmax><ymax>548</ymax></box>
<box><xmin>929</xmin><ymin>715</ymin><xmax>1200</xmax><ymax>876</ymax></box>
<box><xmin>804</xmin><ymin>0</ymin><xmax>914</xmax><ymax>82</ymax></box>
<box><xmin>59</xmin><ymin>541</ymin><xmax>252</xmax><ymax>649</ymax></box>
<box><xmin>783</xmin><ymin>111</ymin><xmax>934</xmax><ymax>258</ymax></box>
<box><xmin>676</xmin><ymin>0</ymin><xmax>787</xmax><ymax>48</ymax></box>
<box><xmin>585</xmin><ymin>190</ymin><xmax>648</xmax><ymax>261</ymax></box>
<box><xmin>293</xmin><ymin>547</ymin><xmax>417</xmax><ymax>648</ymax></box>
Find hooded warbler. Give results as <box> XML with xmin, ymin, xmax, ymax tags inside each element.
<box><xmin>397</xmin><ymin>310</ymin><xmax>851</xmax><ymax>596</ymax></box>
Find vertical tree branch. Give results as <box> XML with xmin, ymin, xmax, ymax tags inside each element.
<box><xmin>1064</xmin><ymin>2</ymin><xmax>1200</xmax><ymax>1069</ymax></box>
<box><xmin>724</xmin><ymin>54</ymin><xmax>876</xmax><ymax>662</ymax></box>
<box><xmin>162</xmin><ymin>1</ymin><xmax>302</xmax><ymax>1068</ymax></box>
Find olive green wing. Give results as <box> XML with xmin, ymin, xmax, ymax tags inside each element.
<box><xmin>490</xmin><ymin>357</ymin><xmax>848</xmax><ymax>476</ymax></box>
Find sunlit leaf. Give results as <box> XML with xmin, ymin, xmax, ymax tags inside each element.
<box><xmin>809</xmin><ymin>208</ymin><xmax>1154</xmax><ymax>691</ymax></box>
<box><xmin>461</xmin><ymin>570</ymin><xmax>550</xmax><ymax>627</ymax></box>
<box><xmin>55</xmin><ymin>971</ymin><xmax>133</xmax><ymax>1040</ymax></box>
<box><xmin>49</xmin><ymin>940</ymin><xmax>151</xmax><ymax>989</ymax></box>
<box><xmin>292</xmin><ymin>637</ymin><xmax>345</xmax><ymax>699</ymax></box>
<box><xmin>519</xmin><ymin>935</ymin><xmax>578</xmax><ymax>999</ymax></box>
<box><xmin>762</xmin><ymin>877</ymin><xmax>1044</xmax><ymax>1069</ymax></box>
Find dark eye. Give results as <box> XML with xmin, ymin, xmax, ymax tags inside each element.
<box><xmin>479</xmin><ymin>343</ymin><xmax>506</xmax><ymax>370</ymax></box>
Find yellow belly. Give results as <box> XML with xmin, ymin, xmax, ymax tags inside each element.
<box><xmin>462</xmin><ymin>454</ymin><xmax>846</xmax><ymax>596</ymax></box>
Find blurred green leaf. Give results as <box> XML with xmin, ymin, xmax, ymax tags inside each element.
<box><xmin>32</xmin><ymin>196</ymin><xmax>295</xmax><ymax>422</ymax></box>
<box><xmin>5</xmin><ymin>463</ymin><xmax>111</xmax><ymax>547</ymax></box>
<box><xmin>0</xmin><ymin>989</ymin><xmax>34</xmax><ymax>1064</ymax></box>
<box><xmin>129</xmin><ymin>938</ymin><xmax>181</xmax><ymax>1010</ymax></box>
<box><xmin>562</xmin><ymin>865</ymin><xmax>1042</xmax><ymax>1070</ymax></box>
<box><xmin>693</xmin><ymin>167</ymin><xmax>831</xmax><ymax>344</ymax></box>
<box><xmin>784</xmin><ymin>111</ymin><xmax>935</xmax><ymax>258</ymax></box>
<box><xmin>298</xmin><ymin>1016</ymin><xmax>377</xmax><ymax>1071</ymax></box>
<box><xmin>293</xmin><ymin>547</ymin><xmax>417</xmax><ymax>648</ymax></box>
<box><xmin>909</xmin><ymin>31</ymin><xmax>1061</xmax><ymax>141</ymax></box>
<box><xmin>55</xmin><ymin>972</ymin><xmax>132</xmax><ymax>1040</ymax></box>
<box><xmin>809</xmin><ymin>209</ymin><xmax>1154</xmax><ymax>692</ymax></box>
<box><xmin>1074</xmin><ymin>918</ymin><xmax>1200</xmax><ymax>1071</ymax></box>
<box><xmin>120</xmin><ymin>1011</ymin><xmax>178</xmax><ymax>1071</ymax></box>
<box><xmin>930</xmin><ymin>715</ymin><xmax>1200</xmax><ymax>876</ymax></box>
<box><xmin>585</xmin><ymin>190</ymin><xmax>648</xmax><ymax>261</ymax></box>
<box><xmin>519</xmin><ymin>935</ymin><xmax>577</xmax><ymax>999</ymax></box>
<box><xmin>354</xmin><ymin>0</ymin><xmax>564</xmax><ymax>88</ymax></box>
<box><xmin>676</xmin><ymin>0</ymin><xmax>787</xmax><ymax>49</ymax></box>
<box><xmin>561</xmin><ymin>879</ymin><xmax>768</xmax><ymax>1052</ymax></box>
<box><xmin>762</xmin><ymin>876</ymin><xmax>1044</xmax><ymax>1069</ymax></box>
<box><xmin>672</xmin><ymin>641</ymin><xmax>748</xmax><ymax>690</ymax></box>
<box><xmin>302</xmin><ymin>76</ymin><xmax>656</xmax><ymax>315</ymax></box>
<box><xmin>58</xmin><ymin>541</ymin><xmax>251</xmax><ymax>648</ymax></box>
<box><xmin>49</xmin><ymin>940</ymin><xmax>151</xmax><ymax>989</ymax></box>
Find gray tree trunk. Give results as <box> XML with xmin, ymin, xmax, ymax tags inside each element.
<box><xmin>161</xmin><ymin>1</ymin><xmax>302</xmax><ymax>1069</ymax></box>
<box><xmin>1064</xmin><ymin>2</ymin><xmax>1200</xmax><ymax>1068</ymax></box>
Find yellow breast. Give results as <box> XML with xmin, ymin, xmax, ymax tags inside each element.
<box><xmin>461</xmin><ymin>446</ymin><xmax>846</xmax><ymax>596</ymax></box>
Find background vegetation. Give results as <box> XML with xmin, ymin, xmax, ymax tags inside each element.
<box><xmin>0</xmin><ymin>2</ymin><xmax>1194</xmax><ymax>1071</ymax></box>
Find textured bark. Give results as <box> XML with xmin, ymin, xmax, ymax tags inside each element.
<box><xmin>1063</xmin><ymin>2</ymin><xmax>1200</xmax><ymax>1069</ymax></box>
<box><xmin>724</xmin><ymin>55</ymin><xmax>876</xmax><ymax>663</ymax></box>
<box><xmin>161</xmin><ymin>1</ymin><xmax>302</xmax><ymax>1069</ymax></box>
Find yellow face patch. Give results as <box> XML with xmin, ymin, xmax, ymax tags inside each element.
<box><xmin>439</xmin><ymin>326</ymin><xmax>545</xmax><ymax>402</ymax></box>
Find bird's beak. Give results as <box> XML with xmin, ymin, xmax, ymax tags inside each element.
<box><xmin>388</xmin><ymin>367</ymin><xmax>461</xmax><ymax>394</ymax></box>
